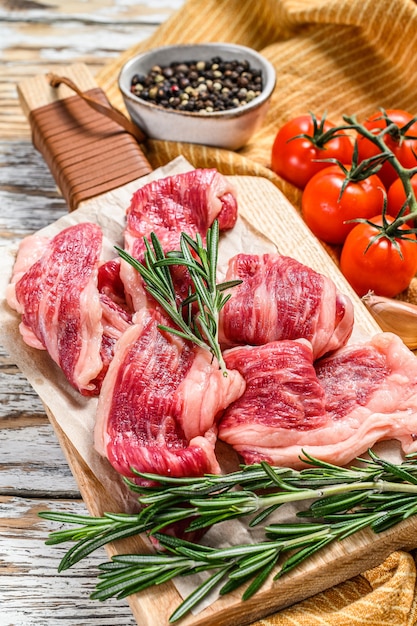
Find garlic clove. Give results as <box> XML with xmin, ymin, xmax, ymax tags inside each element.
<box><xmin>362</xmin><ymin>291</ymin><xmax>417</xmax><ymax>349</ymax></box>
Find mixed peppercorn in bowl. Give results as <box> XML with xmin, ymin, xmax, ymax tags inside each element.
<box><xmin>118</xmin><ymin>43</ymin><xmax>276</xmax><ymax>150</ymax></box>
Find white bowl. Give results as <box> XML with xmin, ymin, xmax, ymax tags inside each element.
<box><xmin>118</xmin><ymin>43</ymin><xmax>276</xmax><ymax>150</ymax></box>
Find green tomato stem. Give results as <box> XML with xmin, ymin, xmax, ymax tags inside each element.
<box><xmin>343</xmin><ymin>114</ymin><xmax>417</xmax><ymax>224</ymax></box>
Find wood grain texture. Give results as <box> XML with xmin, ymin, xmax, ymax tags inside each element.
<box><xmin>0</xmin><ymin>496</ymin><xmax>137</xmax><ymax>625</ymax></box>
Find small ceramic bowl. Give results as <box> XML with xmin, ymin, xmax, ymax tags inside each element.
<box><xmin>118</xmin><ymin>43</ymin><xmax>276</xmax><ymax>150</ymax></box>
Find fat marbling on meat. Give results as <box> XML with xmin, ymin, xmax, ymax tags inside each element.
<box><xmin>218</xmin><ymin>253</ymin><xmax>354</xmax><ymax>358</ymax></box>
<box><xmin>94</xmin><ymin>308</ymin><xmax>246</xmax><ymax>481</ymax></box>
<box><xmin>6</xmin><ymin>223</ymin><xmax>135</xmax><ymax>396</ymax></box>
<box><xmin>121</xmin><ymin>168</ymin><xmax>238</xmax><ymax>310</ymax></box>
<box><xmin>7</xmin><ymin>222</ymin><xmax>105</xmax><ymax>396</ymax></box>
<box><xmin>219</xmin><ymin>332</ymin><xmax>417</xmax><ymax>467</ymax></box>
<box><xmin>96</xmin><ymin>258</ymin><xmax>134</xmax><ymax>389</ymax></box>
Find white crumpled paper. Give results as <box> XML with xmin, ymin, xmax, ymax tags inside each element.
<box><xmin>0</xmin><ymin>156</ymin><xmax>276</xmax><ymax>483</ymax></box>
<box><xmin>0</xmin><ymin>157</ymin><xmax>287</xmax><ymax>611</ymax></box>
<box><xmin>2</xmin><ymin>156</ymin><xmax>401</xmax><ymax>614</ymax></box>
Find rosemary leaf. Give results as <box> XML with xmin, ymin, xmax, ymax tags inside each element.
<box><xmin>306</xmin><ymin>491</ymin><xmax>371</xmax><ymax>517</ymax></box>
<box><xmin>169</xmin><ymin>566</ymin><xmax>232</xmax><ymax>623</ymax></box>
<box><xmin>241</xmin><ymin>553</ymin><xmax>280</xmax><ymax>600</ymax></box>
<box><xmin>368</xmin><ymin>451</ymin><xmax>417</xmax><ymax>485</ymax></box>
<box><xmin>41</xmin><ymin>451</ymin><xmax>417</xmax><ymax>619</ymax></box>
<box><xmin>248</xmin><ymin>503</ymin><xmax>283</xmax><ymax>527</ymax></box>
<box><xmin>228</xmin><ymin>548</ymin><xmax>278</xmax><ymax>580</ymax></box>
<box><xmin>219</xmin><ymin>573</ymin><xmax>255</xmax><ymax>597</ymax></box>
<box><xmin>57</xmin><ymin>522</ymin><xmax>151</xmax><ymax>572</ymax></box>
<box><xmin>117</xmin><ymin>220</ymin><xmax>240</xmax><ymax>374</ymax></box>
<box><xmin>275</xmin><ymin>537</ymin><xmax>334</xmax><ymax>579</ymax></box>
<box><xmin>38</xmin><ymin>511</ymin><xmax>109</xmax><ymax>526</ymax></box>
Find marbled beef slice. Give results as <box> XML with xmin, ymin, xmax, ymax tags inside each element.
<box><xmin>218</xmin><ymin>253</ymin><xmax>354</xmax><ymax>358</ymax></box>
<box><xmin>219</xmin><ymin>333</ymin><xmax>417</xmax><ymax>467</ymax></box>
<box><xmin>9</xmin><ymin>222</ymin><xmax>105</xmax><ymax>396</ymax></box>
<box><xmin>121</xmin><ymin>168</ymin><xmax>238</xmax><ymax>310</ymax></box>
<box><xmin>94</xmin><ymin>308</ymin><xmax>245</xmax><ymax>481</ymax></box>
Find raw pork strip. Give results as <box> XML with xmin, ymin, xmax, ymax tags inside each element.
<box><xmin>218</xmin><ymin>253</ymin><xmax>354</xmax><ymax>358</ymax></box>
<box><xmin>219</xmin><ymin>333</ymin><xmax>417</xmax><ymax>468</ymax></box>
<box><xmin>94</xmin><ymin>308</ymin><xmax>245</xmax><ymax>480</ymax></box>
<box><xmin>121</xmin><ymin>168</ymin><xmax>238</xmax><ymax>310</ymax></box>
<box><xmin>7</xmin><ymin>222</ymin><xmax>104</xmax><ymax>396</ymax></box>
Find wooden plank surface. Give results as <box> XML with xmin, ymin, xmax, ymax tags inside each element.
<box><xmin>0</xmin><ymin>496</ymin><xmax>137</xmax><ymax>625</ymax></box>
<box><xmin>0</xmin><ymin>2</ymin><xmax>182</xmax><ymax>624</ymax></box>
<box><xmin>0</xmin><ymin>0</ymin><xmax>183</xmax><ymax>139</ymax></box>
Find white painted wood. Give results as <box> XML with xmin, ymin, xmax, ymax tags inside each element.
<box><xmin>0</xmin><ymin>423</ymin><xmax>80</xmax><ymax>497</ymax></box>
<box><xmin>0</xmin><ymin>497</ymin><xmax>136</xmax><ymax>625</ymax></box>
<box><xmin>0</xmin><ymin>1</ymin><xmax>183</xmax><ymax>140</ymax></box>
<box><xmin>0</xmin><ymin>139</ymin><xmax>67</xmax><ymax>238</ymax></box>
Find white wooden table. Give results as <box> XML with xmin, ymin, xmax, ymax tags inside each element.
<box><xmin>0</xmin><ymin>3</ymin><xmax>182</xmax><ymax>624</ymax></box>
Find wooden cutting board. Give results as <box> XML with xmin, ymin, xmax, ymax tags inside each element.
<box><xmin>12</xmin><ymin>63</ymin><xmax>417</xmax><ymax>626</ymax></box>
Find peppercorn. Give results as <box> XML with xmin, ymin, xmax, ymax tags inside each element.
<box><xmin>130</xmin><ymin>56</ymin><xmax>263</xmax><ymax>113</ymax></box>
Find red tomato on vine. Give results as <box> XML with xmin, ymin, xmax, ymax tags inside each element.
<box><xmin>301</xmin><ymin>164</ymin><xmax>385</xmax><ymax>245</ymax></box>
<box><xmin>340</xmin><ymin>215</ymin><xmax>417</xmax><ymax>297</ymax></box>
<box><xmin>387</xmin><ymin>174</ymin><xmax>417</xmax><ymax>225</ymax></box>
<box><xmin>356</xmin><ymin>109</ymin><xmax>417</xmax><ymax>188</ymax></box>
<box><xmin>271</xmin><ymin>113</ymin><xmax>353</xmax><ymax>189</ymax></box>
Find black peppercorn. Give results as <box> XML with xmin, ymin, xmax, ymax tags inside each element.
<box><xmin>130</xmin><ymin>56</ymin><xmax>263</xmax><ymax>113</ymax></box>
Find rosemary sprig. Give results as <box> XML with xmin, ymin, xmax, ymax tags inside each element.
<box><xmin>40</xmin><ymin>451</ymin><xmax>417</xmax><ymax>620</ymax></box>
<box><xmin>116</xmin><ymin>220</ymin><xmax>241</xmax><ymax>375</ymax></box>
<box><xmin>91</xmin><ymin>465</ymin><xmax>417</xmax><ymax>621</ymax></box>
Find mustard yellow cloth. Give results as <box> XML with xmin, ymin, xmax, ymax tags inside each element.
<box><xmin>97</xmin><ymin>1</ymin><xmax>417</xmax><ymax>623</ymax></box>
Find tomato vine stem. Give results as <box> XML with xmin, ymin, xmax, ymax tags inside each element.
<box><xmin>342</xmin><ymin>113</ymin><xmax>417</xmax><ymax>234</ymax></box>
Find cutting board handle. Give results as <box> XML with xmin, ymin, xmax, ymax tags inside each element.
<box><xmin>17</xmin><ymin>63</ymin><xmax>153</xmax><ymax>211</ymax></box>
<box><xmin>47</xmin><ymin>72</ymin><xmax>147</xmax><ymax>143</ymax></box>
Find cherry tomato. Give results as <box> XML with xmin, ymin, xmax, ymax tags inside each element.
<box><xmin>387</xmin><ymin>174</ymin><xmax>417</xmax><ymax>225</ymax></box>
<box><xmin>340</xmin><ymin>215</ymin><xmax>417</xmax><ymax>297</ymax></box>
<box><xmin>271</xmin><ymin>114</ymin><xmax>353</xmax><ymax>189</ymax></box>
<box><xmin>356</xmin><ymin>109</ymin><xmax>417</xmax><ymax>188</ymax></box>
<box><xmin>301</xmin><ymin>165</ymin><xmax>385</xmax><ymax>245</ymax></box>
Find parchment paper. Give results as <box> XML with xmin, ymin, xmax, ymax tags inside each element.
<box><xmin>0</xmin><ymin>157</ymin><xmax>282</xmax><ymax>607</ymax></box>
<box><xmin>0</xmin><ymin>157</ymin><xmax>404</xmax><ymax>613</ymax></box>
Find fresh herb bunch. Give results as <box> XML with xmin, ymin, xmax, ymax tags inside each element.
<box><xmin>116</xmin><ymin>219</ymin><xmax>241</xmax><ymax>375</ymax></box>
<box><xmin>40</xmin><ymin>451</ymin><xmax>417</xmax><ymax>622</ymax></box>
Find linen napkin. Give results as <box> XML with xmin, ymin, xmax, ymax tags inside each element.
<box><xmin>96</xmin><ymin>1</ymin><xmax>417</xmax><ymax>623</ymax></box>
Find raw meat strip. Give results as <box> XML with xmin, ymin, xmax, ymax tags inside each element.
<box><xmin>218</xmin><ymin>253</ymin><xmax>354</xmax><ymax>358</ymax></box>
<box><xmin>121</xmin><ymin>169</ymin><xmax>238</xmax><ymax>310</ymax></box>
<box><xmin>97</xmin><ymin>258</ymin><xmax>134</xmax><ymax>361</ymax></box>
<box><xmin>98</xmin><ymin>258</ymin><xmax>131</xmax><ymax>309</ymax></box>
<box><xmin>93</xmin><ymin>259</ymin><xmax>134</xmax><ymax>391</ymax></box>
<box><xmin>6</xmin><ymin>234</ymin><xmax>49</xmax><ymax>313</ymax></box>
<box><xmin>219</xmin><ymin>340</ymin><xmax>329</xmax><ymax>453</ymax></box>
<box><xmin>314</xmin><ymin>332</ymin><xmax>417</xmax><ymax>457</ymax></box>
<box><xmin>94</xmin><ymin>308</ymin><xmax>246</xmax><ymax>480</ymax></box>
<box><xmin>8</xmin><ymin>222</ymin><xmax>104</xmax><ymax>396</ymax></box>
<box><xmin>219</xmin><ymin>333</ymin><xmax>417</xmax><ymax>468</ymax></box>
